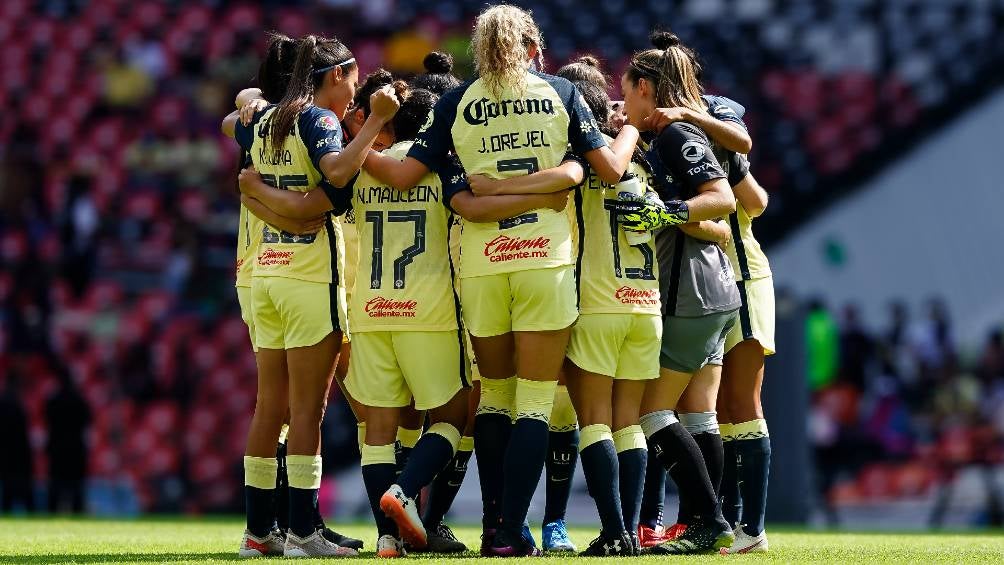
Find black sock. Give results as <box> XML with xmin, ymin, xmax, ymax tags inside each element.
<box><xmin>362</xmin><ymin>462</ymin><xmax>399</xmax><ymax>537</ymax></box>
<box><xmin>639</xmin><ymin>444</ymin><xmax>666</xmax><ymax>529</ymax></box>
<box><xmin>275</xmin><ymin>443</ymin><xmax>289</xmax><ymax>532</ymax></box>
<box><xmin>543</xmin><ymin>429</ymin><xmax>579</xmax><ymax>524</ymax></box>
<box><xmin>398</xmin><ymin>432</ymin><xmax>455</xmax><ymax>499</ymax></box>
<box><xmin>500</xmin><ymin>417</ymin><xmax>549</xmax><ymax>535</ymax></box>
<box><xmin>694</xmin><ymin>432</ymin><xmax>724</xmax><ymax>498</ymax></box>
<box><xmin>423</xmin><ymin>444</ymin><xmax>473</xmax><ymax>528</ymax></box>
<box><xmin>579</xmin><ymin>432</ymin><xmax>625</xmax><ymax>537</ymax></box>
<box><xmin>288</xmin><ymin>487</ymin><xmax>319</xmax><ymax>538</ymax></box>
<box><xmin>721</xmin><ymin>439</ymin><xmax>741</xmax><ymax>527</ymax></box>
<box><xmin>474</xmin><ymin>413</ymin><xmax>512</xmax><ymax>529</ymax></box>
<box><xmin>735</xmin><ymin>436</ymin><xmax>771</xmax><ymax>536</ymax></box>
<box><xmin>245</xmin><ymin>486</ymin><xmax>275</xmax><ymax>537</ymax></box>
<box><xmin>618</xmin><ymin>448</ymin><xmax>647</xmax><ymax>533</ymax></box>
<box><xmin>649</xmin><ymin>423</ymin><xmax>718</xmax><ymax>522</ymax></box>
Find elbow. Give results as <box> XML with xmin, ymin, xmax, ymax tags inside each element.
<box><xmin>747</xmin><ymin>200</ymin><xmax>767</xmax><ymax>218</ymax></box>
<box><xmin>719</xmin><ymin>192</ymin><xmax>737</xmax><ymax>216</ymax></box>
<box><xmin>735</xmin><ymin>136</ymin><xmax>752</xmax><ymax>155</ymax></box>
<box><xmin>565</xmin><ymin>165</ymin><xmax>585</xmax><ymax>187</ymax></box>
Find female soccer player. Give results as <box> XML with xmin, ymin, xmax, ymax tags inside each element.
<box><xmin>230</xmin><ymin>33</ymin><xmax>364</xmax><ymax>556</ymax></box>
<box><xmin>605</xmin><ymin>30</ymin><xmax>742</xmax><ymax>554</ymax></box>
<box><xmin>717</xmin><ymin>140</ymin><xmax>774</xmax><ymax>556</ymax></box>
<box><xmin>363</xmin><ymin>5</ymin><xmax>638</xmax><ymax>556</ymax></box>
<box><xmin>473</xmin><ymin>55</ymin><xmax>657</xmax><ymax>555</ymax></box>
<box><xmin>222</xmin><ymin>33</ymin><xmax>400</xmax><ymax>557</ymax></box>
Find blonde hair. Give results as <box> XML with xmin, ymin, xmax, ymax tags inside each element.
<box><xmin>626</xmin><ymin>31</ymin><xmax>705</xmax><ymax>114</ymax></box>
<box><xmin>471</xmin><ymin>4</ymin><xmax>543</xmax><ymax>99</ymax></box>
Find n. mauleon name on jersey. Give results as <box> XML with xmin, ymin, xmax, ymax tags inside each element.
<box><xmin>478</xmin><ymin>130</ymin><xmax>550</xmax><ymax>154</ymax></box>
<box><xmin>614</xmin><ymin>286</ymin><xmax>659</xmax><ymax>306</ymax></box>
<box><xmin>258</xmin><ymin>248</ymin><xmax>294</xmax><ymax>266</ymax></box>
<box><xmin>356</xmin><ymin>184</ymin><xmax>440</xmax><ymax>204</ymax></box>
<box><xmin>463</xmin><ymin>97</ymin><xmax>555</xmax><ymax>127</ymax></box>
<box><xmin>364</xmin><ymin>296</ymin><xmax>417</xmax><ymax>318</ymax></box>
<box><xmin>258</xmin><ymin>147</ymin><xmax>294</xmax><ymax>166</ymax></box>
<box><xmin>484</xmin><ymin>235</ymin><xmax>550</xmax><ymax>263</ymax></box>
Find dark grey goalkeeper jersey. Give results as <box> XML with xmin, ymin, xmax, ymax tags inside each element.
<box><xmin>645</xmin><ymin>121</ymin><xmax>741</xmax><ymax>318</ymax></box>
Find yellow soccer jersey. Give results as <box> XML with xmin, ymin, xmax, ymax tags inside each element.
<box><xmin>574</xmin><ymin>152</ymin><xmax>660</xmax><ymax>315</ymax></box>
<box><xmin>235</xmin><ymin>203</ymin><xmax>266</xmax><ymax>288</ymax></box>
<box><xmin>410</xmin><ymin>69</ymin><xmax>607</xmax><ymax>278</ymax></box>
<box><xmin>348</xmin><ymin>140</ymin><xmax>461</xmax><ymax>332</ymax></box>
<box><xmin>234</xmin><ymin>105</ymin><xmax>346</xmax><ymax>284</ymax></box>
<box><xmin>723</xmin><ymin>152</ymin><xmax>771</xmax><ymax>280</ymax></box>
<box><xmin>338</xmin><ymin>210</ymin><xmax>358</xmax><ymax>300</ymax></box>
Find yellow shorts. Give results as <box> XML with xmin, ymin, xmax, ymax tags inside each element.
<box><xmin>251</xmin><ymin>277</ymin><xmax>346</xmax><ymax>350</ymax></box>
<box><xmin>725</xmin><ymin>276</ymin><xmax>776</xmax><ymax>356</ymax></box>
<box><xmin>236</xmin><ymin>285</ymin><xmax>258</xmax><ymax>353</ymax></box>
<box><xmin>345</xmin><ymin>330</ymin><xmax>469</xmax><ymax>410</ymax></box>
<box><xmin>566</xmin><ymin>313</ymin><xmax>661</xmax><ymax>380</ymax></box>
<box><xmin>460</xmin><ymin>265</ymin><xmax>578</xmax><ymax>337</ymax></box>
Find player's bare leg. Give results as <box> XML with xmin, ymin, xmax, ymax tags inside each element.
<box><xmin>240</xmin><ymin>348</ymin><xmax>289</xmax><ymax>557</ymax></box>
<box><xmin>720</xmin><ymin>340</ymin><xmax>770</xmax><ymax>554</ymax></box>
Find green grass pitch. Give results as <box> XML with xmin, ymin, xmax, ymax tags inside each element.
<box><xmin>1</xmin><ymin>517</ymin><xmax>1002</xmax><ymax>564</ymax></box>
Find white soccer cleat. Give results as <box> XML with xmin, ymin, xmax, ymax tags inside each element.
<box><xmin>238</xmin><ymin>528</ymin><xmax>285</xmax><ymax>557</ymax></box>
<box><xmin>376</xmin><ymin>534</ymin><xmax>407</xmax><ymax>558</ymax></box>
<box><xmin>284</xmin><ymin>529</ymin><xmax>359</xmax><ymax>558</ymax></box>
<box><xmin>720</xmin><ymin>524</ymin><xmax>768</xmax><ymax>554</ymax></box>
<box><xmin>379</xmin><ymin>484</ymin><xmax>427</xmax><ymax>549</ymax></box>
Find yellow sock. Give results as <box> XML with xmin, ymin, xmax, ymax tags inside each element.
<box><xmin>427</xmin><ymin>422</ymin><xmax>462</xmax><ymax>453</ymax></box>
<box><xmin>579</xmin><ymin>423</ymin><xmax>613</xmax><ymax>451</ymax></box>
<box><xmin>243</xmin><ymin>456</ymin><xmax>277</xmax><ymax>489</ymax></box>
<box><xmin>514</xmin><ymin>378</ymin><xmax>558</xmax><ymax>423</ymax></box>
<box><xmin>477</xmin><ymin>376</ymin><xmax>516</xmax><ymax>419</ymax></box>
<box><xmin>361</xmin><ymin>443</ymin><xmax>396</xmax><ymax>466</ymax></box>
<box><xmin>396</xmin><ymin>426</ymin><xmax>422</xmax><ymax>449</ymax></box>
<box><xmin>548</xmin><ymin>385</ymin><xmax>577</xmax><ymax>432</ymax></box>
<box><xmin>612</xmin><ymin>425</ymin><xmax>646</xmax><ymax>453</ymax></box>
<box><xmin>286</xmin><ymin>455</ymin><xmax>322</xmax><ymax>489</ymax></box>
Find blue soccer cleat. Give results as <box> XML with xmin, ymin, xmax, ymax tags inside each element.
<box><xmin>542</xmin><ymin>519</ymin><xmax>576</xmax><ymax>552</ymax></box>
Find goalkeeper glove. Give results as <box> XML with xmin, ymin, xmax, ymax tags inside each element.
<box><xmin>604</xmin><ymin>191</ymin><xmax>689</xmax><ymax>231</ymax></box>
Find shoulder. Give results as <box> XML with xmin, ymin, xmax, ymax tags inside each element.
<box><xmin>298</xmin><ymin>106</ymin><xmax>342</xmax><ymax>135</ymax></box>
<box><xmin>531</xmin><ymin>70</ymin><xmax>576</xmax><ymax>100</ymax></box>
<box><xmin>659</xmin><ymin>121</ymin><xmax>711</xmax><ymax>149</ymax></box>
<box><xmin>438</xmin><ymin>78</ymin><xmax>477</xmax><ymax>109</ymax></box>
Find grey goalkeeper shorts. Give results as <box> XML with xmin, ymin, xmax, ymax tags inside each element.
<box><xmin>659</xmin><ymin>309</ymin><xmax>739</xmax><ymax>373</ymax></box>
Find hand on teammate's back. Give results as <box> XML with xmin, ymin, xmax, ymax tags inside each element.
<box><xmin>369</xmin><ymin>85</ymin><xmax>401</xmax><ymax>122</ymax></box>
<box><xmin>240</xmin><ymin>98</ymin><xmax>268</xmax><ymax>126</ymax></box>
<box><xmin>643</xmin><ymin>107</ymin><xmax>691</xmax><ymax>133</ymax></box>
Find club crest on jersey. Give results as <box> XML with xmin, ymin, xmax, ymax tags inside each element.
<box><xmin>681</xmin><ymin>141</ymin><xmax>706</xmax><ymax>163</ymax></box>
<box><xmin>318</xmin><ymin>115</ymin><xmax>338</xmax><ymax>131</ymax></box>
<box><xmin>463</xmin><ymin>96</ymin><xmax>555</xmax><ymax>127</ymax></box>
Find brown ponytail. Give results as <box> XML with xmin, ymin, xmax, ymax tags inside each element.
<box><xmin>268</xmin><ymin>34</ymin><xmax>355</xmax><ymax>154</ymax></box>
<box><xmin>625</xmin><ymin>30</ymin><xmax>705</xmax><ymax>113</ymax></box>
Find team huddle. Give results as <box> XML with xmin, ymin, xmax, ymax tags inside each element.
<box><xmin>221</xmin><ymin>3</ymin><xmax>774</xmax><ymax>559</ymax></box>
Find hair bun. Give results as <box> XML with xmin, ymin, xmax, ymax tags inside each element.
<box><xmin>423</xmin><ymin>51</ymin><xmax>453</xmax><ymax>74</ymax></box>
<box><xmin>575</xmin><ymin>55</ymin><xmax>600</xmax><ymax>68</ymax></box>
<box><xmin>650</xmin><ymin>30</ymin><xmax>680</xmax><ymax>50</ymax></box>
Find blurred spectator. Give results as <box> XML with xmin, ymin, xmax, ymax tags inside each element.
<box><xmin>59</xmin><ymin>176</ymin><xmax>99</xmax><ymax>297</ymax></box>
<box><xmin>46</xmin><ymin>365</ymin><xmax>92</xmax><ymax>513</ymax></box>
<box><xmin>806</xmin><ymin>298</ymin><xmax>839</xmax><ymax>390</ymax></box>
<box><xmin>0</xmin><ymin>373</ymin><xmax>35</xmax><ymax>512</ymax></box>
<box><xmin>839</xmin><ymin>304</ymin><xmax>873</xmax><ymax>390</ymax></box>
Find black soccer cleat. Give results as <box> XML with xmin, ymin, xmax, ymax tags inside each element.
<box><xmin>648</xmin><ymin>516</ymin><xmax>733</xmax><ymax>555</ymax></box>
<box><xmin>319</xmin><ymin>525</ymin><xmax>364</xmax><ymax>550</ymax></box>
<box><xmin>580</xmin><ymin>531</ymin><xmax>635</xmax><ymax>557</ymax></box>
